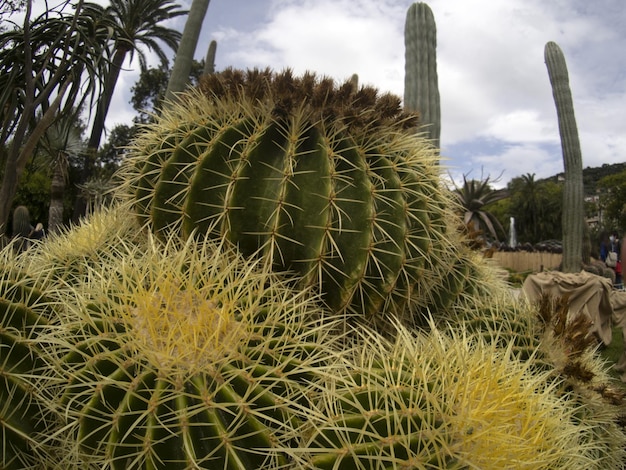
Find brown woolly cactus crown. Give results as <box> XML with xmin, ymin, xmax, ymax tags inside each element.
<box><xmin>194</xmin><ymin>67</ymin><xmax>420</xmax><ymax>132</ymax></box>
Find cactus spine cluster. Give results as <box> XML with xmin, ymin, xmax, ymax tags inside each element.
<box><xmin>1</xmin><ymin>23</ymin><xmax>625</xmax><ymax>464</ymax></box>
<box><xmin>404</xmin><ymin>2</ymin><xmax>441</xmax><ymax>150</ymax></box>
<box><xmin>119</xmin><ymin>68</ymin><xmax>460</xmax><ymax>322</ymax></box>
<box><xmin>40</xmin><ymin>231</ymin><xmax>340</xmax><ymax>469</ymax></box>
<box><xmin>290</xmin><ymin>322</ymin><xmax>601</xmax><ymax>469</ymax></box>
<box><xmin>544</xmin><ymin>41</ymin><xmax>584</xmax><ymax>273</ymax></box>
<box><xmin>0</xmin><ymin>259</ymin><xmax>57</xmax><ymax>469</ymax></box>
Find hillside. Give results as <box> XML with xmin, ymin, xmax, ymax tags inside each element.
<box><xmin>540</xmin><ymin>162</ymin><xmax>626</xmax><ymax>195</ymax></box>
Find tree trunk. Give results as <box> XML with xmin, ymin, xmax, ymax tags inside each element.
<box><xmin>83</xmin><ymin>46</ymin><xmax>128</xmax><ymax>181</ymax></box>
<box><xmin>73</xmin><ymin>46</ymin><xmax>128</xmax><ymax>221</ymax></box>
<box><xmin>164</xmin><ymin>0</ymin><xmax>211</xmax><ymax>104</ymax></box>
<box><xmin>48</xmin><ymin>154</ymin><xmax>66</xmax><ymax>234</ymax></box>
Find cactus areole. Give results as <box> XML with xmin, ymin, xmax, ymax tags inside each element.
<box><xmin>121</xmin><ymin>68</ymin><xmax>450</xmax><ymax>317</ymax></box>
<box><xmin>544</xmin><ymin>42</ymin><xmax>584</xmax><ymax>273</ymax></box>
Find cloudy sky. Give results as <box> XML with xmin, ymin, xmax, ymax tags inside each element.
<box><xmin>56</xmin><ymin>0</ymin><xmax>626</xmax><ymax>186</ymax></box>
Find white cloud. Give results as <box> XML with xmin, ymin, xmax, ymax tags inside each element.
<box><xmin>480</xmin><ymin>110</ymin><xmax>559</xmax><ymax>145</ymax></box>
<box><xmin>91</xmin><ymin>0</ymin><xmax>626</xmax><ymax>185</ymax></box>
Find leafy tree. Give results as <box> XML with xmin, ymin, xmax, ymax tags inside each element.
<box><xmin>0</xmin><ymin>0</ymin><xmax>26</xmax><ymax>31</ymax></box>
<box><xmin>82</xmin><ymin>0</ymin><xmax>186</xmax><ymax>176</ymax></box>
<box><xmin>508</xmin><ymin>175</ymin><xmax>562</xmax><ymax>244</ymax></box>
<box><xmin>597</xmin><ymin>170</ymin><xmax>626</xmax><ymax>234</ymax></box>
<box><xmin>97</xmin><ymin>123</ymin><xmax>137</xmax><ymax>179</ymax></box>
<box><xmin>452</xmin><ymin>174</ymin><xmax>507</xmax><ymax>242</ymax></box>
<box><xmin>131</xmin><ymin>60</ymin><xmax>206</xmax><ymax>123</ymax></box>
<box><xmin>0</xmin><ymin>0</ymin><xmax>112</xmax><ymax>233</ymax></box>
<box><xmin>37</xmin><ymin>117</ymin><xmax>85</xmax><ymax>233</ymax></box>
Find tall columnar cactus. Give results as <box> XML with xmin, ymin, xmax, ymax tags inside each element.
<box><xmin>164</xmin><ymin>0</ymin><xmax>212</xmax><ymax>103</ymax></box>
<box><xmin>544</xmin><ymin>41</ymin><xmax>584</xmax><ymax>273</ymax></box>
<box><xmin>47</xmin><ymin>232</ymin><xmax>340</xmax><ymax>469</ymax></box>
<box><xmin>404</xmin><ymin>2</ymin><xmax>441</xmax><ymax>150</ymax></box>
<box><xmin>203</xmin><ymin>39</ymin><xmax>217</xmax><ymax>75</ymax></box>
<box><xmin>118</xmin><ymin>68</ymin><xmax>461</xmax><ymax>322</ymax></box>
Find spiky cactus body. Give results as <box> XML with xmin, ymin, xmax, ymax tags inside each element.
<box><xmin>291</xmin><ymin>323</ymin><xmax>597</xmax><ymax>469</ymax></box>
<box><xmin>47</xmin><ymin>232</ymin><xmax>339</xmax><ymax>469</ymax></box>
<box><xmin>118</xmin><ymin>68</ymin><xmax>462</xmax><ymax>321</ymax></box>
<box><xmin>23</xmin><ymin>206</ymin><xmax>145</xmax><ymax>286</ymax></box>
<box><xmin>0</xmin><ymin>261</ymin><xmax>57</xmax><ymax>469</ymax></box>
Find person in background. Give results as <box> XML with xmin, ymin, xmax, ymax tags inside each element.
<box><xmin>600</xmin><ymin>231</ymin><xmax>611</xmax><ymax>262</ymax></box>
<box><xmin>600</xmin><ymin>231</ymin><xmax>621</xmax><ymax>288</ymax></box>
<box><xmin>29</xmin><ymin>222</ymin><xmax>45</xmax><ymax>241</ymax></box>
<box><xmin>609</xmin><ymin>232</ymin><xmax>622</xmax><ymax>288</ymax></box>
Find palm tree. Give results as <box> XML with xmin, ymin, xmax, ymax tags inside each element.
<box><xmin>453</xmin><ymin>174</ymin><xmax>507</xmax><ymax>242</ymax></box>
<box><xmin>0</xmin><ymin>1</ymin><xmax>112</xmax><ymax>233</ymax></box>
<box><xmin>82</xmin><ymin>0</ymin><xmax>186</xmax><ymax>184</ymax></box>
<box><xmin>37</xmin><ymin>117</ymin><xmax>85</xmax><ymax>234</ymax></box>
<box><xmin>517</xmin><ymin>173</ymin><xmax>542</xmax><ymax>242</ymax></box>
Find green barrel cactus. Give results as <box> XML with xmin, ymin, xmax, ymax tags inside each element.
<box><xmin>290</xmin><ymin>322</ymin><xmax>602</xmax><ymax>469</ymax></box>
<box><xmin>0</xmin><ymin>256</ymin><xmax>57</xmax><ymax>469</ymax></box>
<box><xmin>118</xmin><ymin>68</ymin><xmax>460</xmax><ymax>321</ymax></box>
<box><xmin>48</xmin><ymin>231</ymin><xmax>340</xmax><ymax>469</ymax></box>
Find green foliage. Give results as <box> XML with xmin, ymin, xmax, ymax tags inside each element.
<box><xmin>0</xmin><ymin>1</ymin><xmax>114</xmax><ymax>233</ymax></box>
<box><xmin>130</xmin><ymin>60</ymin><xmax>206</xmax><ymax>123</ymax></box>
<box><xmin>451</xmin><ymin>174</ymin><xmax>507</xmax><ymax>241</ymax></box>
<box><xmin>97</xmin><ymin>124</ymin><xmax>139</xmax><ymax>179</ymax></box>
<box><xmin>506</xmin><ymin>174</ymin><xmax>563</xmax><ymax>244</ymax></box>
<box><xmin>597</xmin><ymin>169</ymin><xmax>626</xmax><ymax>234</ymax></box>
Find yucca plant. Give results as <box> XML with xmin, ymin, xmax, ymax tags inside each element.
<box><xmin>116</xmin><ymin>67</ymin><xmax>467</xmax><ymax>326</ymax></box>
<box><xmin>41</xmin><ymin>230</ymin><xmax>342</xmax><ymax>469</ymax></box>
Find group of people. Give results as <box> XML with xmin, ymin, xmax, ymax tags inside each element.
<box><xmin>600</xmin><ymin>231</ymin><xmax>624</xmax><ymax>289</ymax></box>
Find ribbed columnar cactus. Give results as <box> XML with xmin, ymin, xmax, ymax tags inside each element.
<box><xmin>47</xmin><ymin>232</ymin><xmax>340</xmax><ymax>469</ymax></box>
<box><xmin>118</xmin><ymin>68</ymin><xmax>460</xmax><ymax>322</ymax></box>
<box><xmin>203</xmin><ymin>39</ymin><xmax>217</xmax><ymax>75</ymax></box>
<box><xmin>544</xmin><ymin>41</ymin><xmax>584</xmax><ymax>273</ymax></box>
<box><xmin>404</xmin><ymin>2</ymin><xmax>441</xmax><ymax>150</ymax></box>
